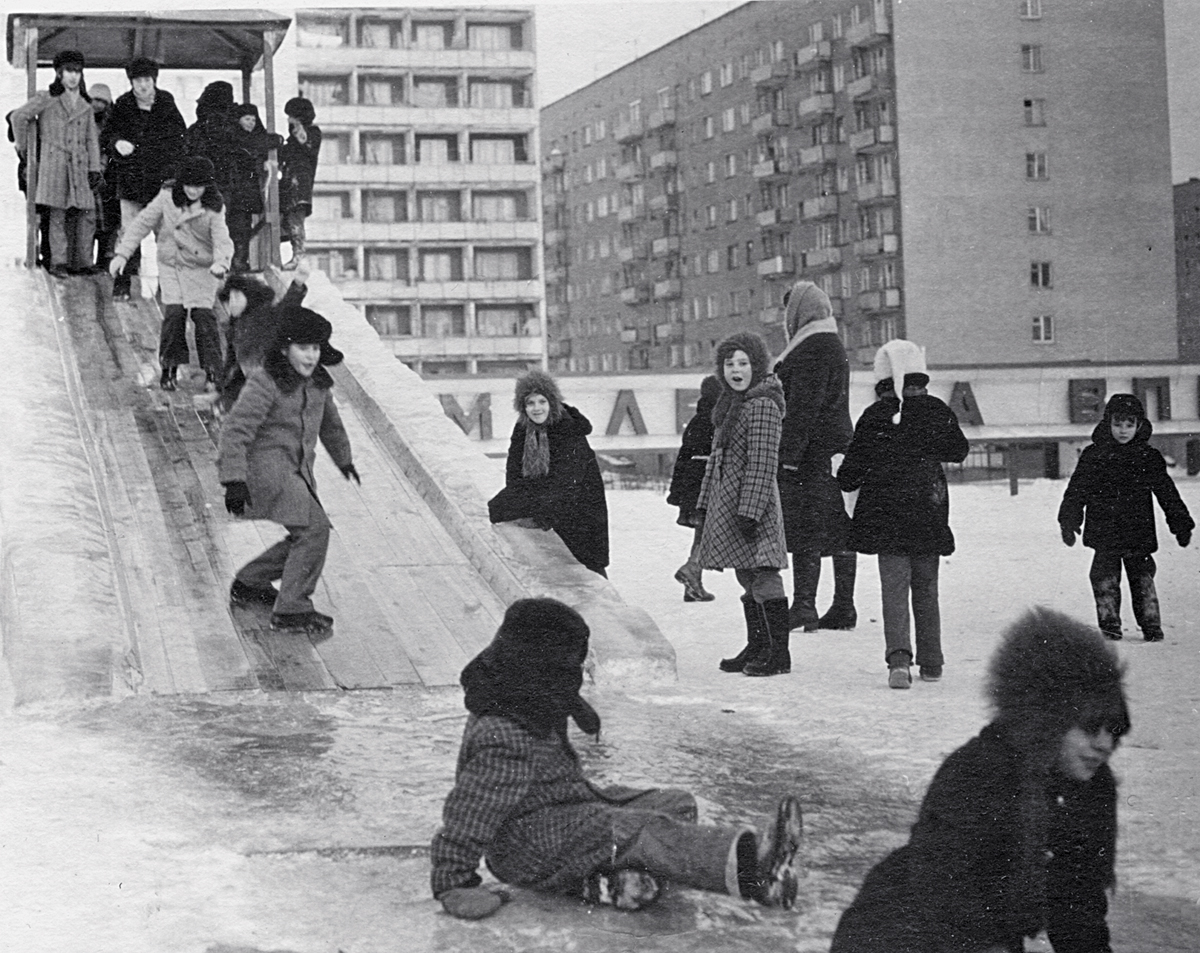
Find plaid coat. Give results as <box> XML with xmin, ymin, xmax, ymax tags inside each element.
<box><xmin>695</xmin><ymin>377</ymin><xmax>788</xmax><ymax>570</ymax></box>
<box><xmin>430</xmin><ymin>714</ymin><xmax>660</xmax><ymax>897</ymax></box>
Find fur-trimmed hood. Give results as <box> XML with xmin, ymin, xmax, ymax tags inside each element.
<box><xmin>513</xmin><ymin>369</ymin><xmax>567</xmax><ymax>425</ymax></box>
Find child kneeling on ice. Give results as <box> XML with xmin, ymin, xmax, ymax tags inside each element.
<box><xmin>431</xmin><ymin>598</ymin><xmax>803</xmax><ymax>920</ymax></box>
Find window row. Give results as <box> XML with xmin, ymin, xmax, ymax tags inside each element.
<box><xmin>319</xmin><ymin>132</ymin><xmax>529</xmax><ymax>166</ymax></box>
<box><xmin>311</xmin><ymin>189</ymin><xmax>532</xmax><ymax>223</ymax></box>
<box><xmin>311</xmin><ymin>246</ymin><xmax>535</xmax><ymax>282</ymax></box>
<box><xmin>297</xmin><ymin>16</ymin><xmax>526</xmax><ymax>52</ymax></box>
<box><xmin>299</xmin><ymin>74</ymin><xmax>532</xmax><ymax>109</ymax></box>
<box><xmin>363</xmin><ymin>303</ymin><xmax>539</xmax><ymax>338</ymax></box>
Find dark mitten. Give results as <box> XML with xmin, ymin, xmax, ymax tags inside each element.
<box><xmin>737</xmin><ymin>515</ymin><xmax>758</xmax><ymax>538</ymax></box>
<box><xmin>224</xmin><ymin>481</ymin><xmax>251</xmax><ymax>516</ymax></box>
<box><xmin>1178</xmin><ymin>529</ymin><xmax>1192</xmax><ymax>548</ymax></box>
<box><xmin>1060</xmin><ymin>525</ymin><xmax>1076</xmax><ymax>547</ymax></box>
<box><xmin>440</xmin><ymin>886</ymin><xmax>510</xmax><ymax>920</ymax></box>
<box><xmin>340</xmin><ymin>463</ymin><xmax>361</xmax><ymax>485</ymax></box>
<box><xmin>87</xmin><ymin>171</ymin><xmax>105</xmax><ymax>192</ymax></box>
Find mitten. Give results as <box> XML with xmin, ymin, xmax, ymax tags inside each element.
<box><xmin>340</xmin><ymin>463</ymin><xmax>361</xmax><ymax>485</ymax></box>
<box><xmin>736</xmin><ymin>514</ymin><xmax>758</xmax><ymax>538</ymax></box>
<box><xmin>440</xmin><ymin>886</ymin><xmax>510</xmax><ymax>920</ymax></box>
<box><xmin>224</xmin><ymin>481</ymin><xmax>251</xmax><ymax>516</ymax></box>
<box><xmin>1177</xmin><ymin>529</ymin><xmax>1192</xmax><ymax>548</ymax></box>
<box><xmin>1060</xmin><ymin>525</ymin><xmax>1076</xmax><ymax>547</ymax></box>
<box><xmin>87</xmin><ymin>171</ymin><xmax>104</xmax><ymax>192</ymax></box>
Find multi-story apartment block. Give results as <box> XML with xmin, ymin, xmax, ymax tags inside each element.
<box><xmin>293</xmin><ymin>6</ymin><xmax>544</xmax><ymax>376</ymax></box>
<box><xmin>1176</xmin><ymin>178</ymin><xmax>1200</xmax><ymax>362</ymax></box>
<box><xmin>541</xmin><ymin>0</ymin><xmax>1176</xmax><ymax>372</ymax></box>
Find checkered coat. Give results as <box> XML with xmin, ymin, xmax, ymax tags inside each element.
<box><xmin>695</xmin><ymin>377</ymin><xmax>789</xmax><ymax>570</ymax></box>
<box><xmin>430</xmin><ymin>714</ymin><xmax>660</xmax><ymax>898</ymax></box>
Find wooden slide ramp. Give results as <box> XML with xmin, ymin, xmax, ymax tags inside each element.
<box><xmin>51</xmin><ymin>275</ymin><xmax>502</xmax><ymax>693</ymax></box>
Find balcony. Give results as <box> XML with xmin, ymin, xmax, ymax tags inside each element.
<box><xmin>619</xmin><ymin>328</ymin><xmax>638</xmax><ymax>343</ymax></box>
<box><xmin>846</xmin><ymin>73</ymin><xmax>884</xmax><ymax>100</ymax></box>
<box><xmin>545</xmin><ymin>265</ymin><xmax>567</xmax><ymax>284</ymax></box>
<box><xmin>858</xmin><ymin>287</ymin><xmax>901</xmax><ymax>311</ymax></box>
<box><xmin>546</xmin><ymin>303</ymin><xmax>568</xmax><ymax>321</ymax></box>
<box><xmin>654</xmin><ymin>278</ymin><xmax>682</xmax><ymax>300</ymax></box>
<box><xmin>621</xmin><ymin>282</ymin><xmax>651</xmax><ymax>305</ymax></box>
<box><xmin>801</xmin><ymin>195</ymin><xmax>839</xmax><ymax>219</ymax></box>
<box><xmin>757</xmin><ymin>255</ymin><xmax>796</xmax><ymax>278</ymax></box>
<box><xmin>615</xmin><ymin>118</ymin><xmax>645</xmax><ymax>142</ymax></box>
<box><xmin>647</xmin><ymin>107</ymin><xmax>676</xmax><ymax>130</ymax></box>
<box><xmin>651</xmin><ymin>234</ymin><xmax>680</xmax><ymax>257</ymax></box>
<box><xmin>542</xmin><ymin>152</ymin><xmax>565</xmax><ymax>174</ymax></box>
<box><xmin>751</xmin><ymin>109</ymin><xmax>791</xmax><ymax>136</ymax></box>
<box><xmin>543</xmin><ymin>228</ymin><xmax>566</xmax><ymax>245</ymax></box>
<box><xmin>798</xmin><ymin>143</ymin><xmax>837</xmax><ymax>168</ymax></box>
<box><xmin>616</xmin><ymin>161</ymin><xmax>643</xmax><ymax>182</ymax></box>
<box><xmin>757</xmin><ymin>207</ymin><xmax>795</xmax><ymax>229</ymax></box>
<box><xmin>853</xmin><ymin>233</ymin><xmax>899</xmax><ymax>257</ymax></box>
<box><xmin>617</xmin><ymin>203</ymin><xmax>646</xmax><ymax>223</ymax></box>
<box><xmin>547</xmin><ymin>338</ymin><xmax>570</xmax><ymax>358</ymax></box>
<box><xmin>794</xmin><ymin>40</ymin><xmax>832</xmax><ymax>71</ymax></box>
<box><xmin>796</xmin><ymin>92</ymin><xmax>834</xmax><ymax>120</ymax></box>
<box><xmin>542</xmin><ymin>190</ymin><xmax>566</xmax><ymax>209</ymax></box>
<box><xmin>846</xmin><ymin>12</ymin><xmax>891</xmax><ymax>46</ymax></box>
<box><xmin>753</xmin><ymin>157</ymin><xmax>793</xmax><ymax>179</ymax></box>
<box><xmin>848</xmin><ymin>124</ymin><xmax>895</xmax><ymax>152</ymax></box>
<box><xmin>802</xmin><ymin>246</ymin><xmax>842</xmax><ymax>269</ymax></box>
<box><xmin>648</xmin><ymin>192</ymin><xmax>679</xmax><ymax>215</ymax></box>
<box><xmin>618</xmin><ymin>241</ymin><xmax>649</xmax><ymax>262</ymax></box>
<box><xmin>649</xmin><ymin>149</ymin><xmax>678</xmax><ymax>171</ymax></box>
<box><xmin>856</xmin><ymin>177</ymin><xmax>897</xmax><ymax>203</ymax></box>
<box><xmin>750</xmin><ymin>60</ymin><xmax>791</xmax><ymax>86</ymax></box>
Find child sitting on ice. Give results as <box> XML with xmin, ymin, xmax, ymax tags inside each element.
<box><xmin>430</xmin><ymin>597</ymin><xmax>803</xmax><ymax>919</ymax></box>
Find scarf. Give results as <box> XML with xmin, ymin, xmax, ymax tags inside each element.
<box><xmin>710</xmin><ymin>376</ymin><xmax>786</xmax><ymax>451</ymax></box>
<box><xmin>773</xmin><ymin>315</ymin><xmax>840</xmax><ymax>370</ymax></box>
<box><xmin>521</xmin><ymin>420</ymin><xmax>551</xmax><ymax>477</ymax></box>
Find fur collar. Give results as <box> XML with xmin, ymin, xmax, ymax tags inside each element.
<box><xmin>774</xmin><ymin>316</ymin><xmax>840</xmax><ymax>369</ymax></box>
<box><xmin>265</xmin><ymin>350</ymin><xmax>333</xmax><ymax>393</ymax></box>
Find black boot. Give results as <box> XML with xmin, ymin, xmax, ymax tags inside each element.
<box><xmin>745</xmin><ymin>598</ymin><xmax>791</xmax><ymax>676</ymax></box>
<box><xmin>788</xmin><ymin>551</ymin><xmax>821</xmax><ymax>632</ymax></box>
<box><xmin>720</xmin><ymin>596</ymin><xmax>767</xmax><ymax>672</ymax></box>
<box><xmin>160</xmin><ymin>365</ymin><xmax>177</xmax><ymax>391</ymax></box>
<box><xmin>817</xmin><ymin>552</ymin><xmax>858</xmax><ymax>630</ymax></box>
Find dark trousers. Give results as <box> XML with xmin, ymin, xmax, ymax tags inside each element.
<box><xmin>160</xmin><ymin>305</ymin><xmax>223</xmax><ymax>378</ymax></box>
<box><xmin>48</xmin><ymin>206</ymin><xmax>95</xmax><ymax>270</ymax></box>
<box><xmin>227</xmin><ymin>208</ymin><xmax>254</xmax><ymax>269</ymax></box>
<box><xmin>1089</xmin><ymin>551</ymin><xmax>1161</xmax><ymax>636</ymax></box>
<box><xmin>235</xmin><ymin>496</ymin><xmax>332</xmax><ymax>615</ymax></box>
<box><xmin>878</xmin><ymin>553</ymin><xmax>943</xmax><ymax>668</ymax></box>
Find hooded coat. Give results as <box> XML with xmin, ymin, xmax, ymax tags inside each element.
<box><xmin>838</xmin><ymin>393</ymin><xmax>969</xmax><ymax>556</ymax></box>
<box><xmin>103</xmin><ymin>87</ymin><xmax>186</xmax><ymax>205</ymax></box>
<box><xmin>9</xmin><ymin>89</ymin><xmax>101</xmax><ymax>210</ymax></box>
<box><xmin>216</xmin><ymin>350</ymin><xmax>352</xmax><ymax>526</ymax></box>
<box><xmin>1058</xmin><ymin>399</ymin><xmax>1193</xmax><ymax>554</ymax></box>
<box><xmin>666</xmin><ymin>375</ymin><xmax>719</xmax><ymax>526</ymax></box>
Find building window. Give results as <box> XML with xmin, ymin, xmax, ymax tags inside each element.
<box><xmin>1030</xmin><ymin>261</ymin><xmax>1052</xmax><ymax>287</ymax></box>
<box><xmin>467</xmin><ymin>23</ymin><xmax>523</xmax><ymax>50</ymax></box>
<box><xmin>727</xmin><ymin>244</ymin><xmax>741</xmax><ymax>269</ymax></box>
<box><xmin>723</xmin><ymin>107</ymin><xmax>737</xmax><ymax>133</ymax></box>
<box><xmin>596</xmin><ymin>119</ymin><xmax>607</xmax><ymax>139</ymax></box>
<box><xmin>422</xmin><ymin>305</ymin><xmax>467</xmax><ymax>337</ymax></box>
<box><xmin>707</xmin><ymin>249</ymin><xmax>720</xmax><ymax>273</ymax></box>
<box><xmin>727</xmin><ymin>197</ymin><xmax>739</xmax><ymax>222</ymax></box>
<box><xmin>706</xmin><ymin>160</ymin><xmax>717</xmax><ymax>184</ymax></box>
<box><xmin>473</xmin><ymin>191</ymin><xmax>527</xmax><ymax>221</ymax></box>
<box><xmin>1024</xmin><ymin>98</ymin><xmax>1046</xmax><ymax>126</ymax></box>
<box><xmin>365</xmin><ymin>249</ymin><xmax>410</xmax><ymax>282</ymax></box>
<box><xmin>362</xmin><ymin>134</ymin><xmax>407</xmax><ymax>165</ymax></box>
<box><xmin>417</xmin><ymin>191</ymin><xmax>462</xmax><ymax>222</ymax></box>
<box><xmin>1021</xmin><ymin>44</ymin><xmax>1044</xmax><ymax>72</ymax></box>
<box><xmin>419</xmin><ymin>248</ymin><xmax>464</xmax><ymax>281</ymax></box>
<box><xmin>365</xmin><ymin>305</ymin><xmax>412</xmax><ymax>336</ymax></box>
<box><xmin>707</xmin><ymin>205</ymin><xmax>718</xmax><ymax>227</ymax></box>
<box><xmin>311</xmin><ymin>191</ymin><xmax>351</xmax><ymax>219</ymax></box>
<box><xmin>1019</xmin><ymin>0</ymin><xmax>1042</xmax><ymax>19</ymax></box>
<box><xmin>477</xmin><ymin>304</ymin><xmax>537</xmax><ymax>336</ymax></box>
<box><xmin>363</xmin><ymin>190</ymin><xmax>408</xmax><ymax>223</ymax></box>
<box><xmin>1026</xmin><ymin>151</ymin><xmax>1049</xmax><ymax>179</ymax></box>
<box><xmin>1028</xmin><ymin>206</ymin><xmax>1051</xmax><ymax>233</ymax></box>
<box><xmin>704</xmin><ymin>116</ymin><xmax>715</xmax><ymax>139</ymax></box>
<box><xmin>357</xmin><ymin>19</ymin><xmax>401</xmax><ymax>49</ymax></box>
<box><xmin>1032</xmin><ymin>314</ymin><xmax>1054</xmax><ymax>342</ymax></box>
<box><xmin>360</xmin><ymin>75</ymin><xmax>406</xmax><ymax>105</ymax></box>
<box><xmin>318</xmin><ymin>134</ymin><xmax>350</xmax><ymax>165</ymax></box>
<box><xmin>725</xmin><ymin>154</ymin><xmax>738</xmax><ymax>177</ymax></box>
<box><xmin>719</xmin><ymin>62</ymin><xmax>734</xmax><ymax>87</ymax></box>
<box><xmin>475</xmin><ymin>247</ymin><xmax>533</xmax><ymax>280</ymax></box>
<box><xmin>297</xmin><ymin>16</ymin><xmax>349</xmax><ymax>48</ymax></box>
<box><xmin>700</xmin><ymin>71</ymin><xmax>713</xmax><ymax>95</ymax></box>
<box><xmin>298</xmin><ymin>74</ymin><xmax>348</xmax><ymax>106</ymax></box>
<box><xmin>414</xmin><ymin>135</ymin><xmax>458</xmax><ymax>164</ymax></box>
<box><xmin>467</xmin><ymin>78</ymin><xmax>527</xmax><ymax>108</ymax></box>
<box><xmin>309</xmin><ymin>247</ymin><xmax>354</xmax><ymax>279</ymax></box>
<box><xmin>470</xmin><ymin>134</ymin><xmax>527</xmax><ymax>163</ymax></box>
<box><xmin>412</xmin><ymin>21</ymin><xmax>453</xmax><ymax>50</ymax></box>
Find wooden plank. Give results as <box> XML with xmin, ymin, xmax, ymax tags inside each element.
<box><xmin>371</xmin><ymin>565</ymin><xmax>470</xmax><ymax>687</ymax></box>
<box><xmin>410</xmin><ymin>563</ymin><xmax>503</xmax><ymax>660</ymax></box>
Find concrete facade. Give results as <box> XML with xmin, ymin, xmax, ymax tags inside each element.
<box><xmin>293</xmin><ymin>6</ymin><xmax>545</xmax><ymax>377</ymax></box>
<box><xmin>1176</xmin><ymin>178</ymin><xmax>1200</xmax><ymax>361</ymax></box>
<box><xmin>540</xmin><ymin>0</ymin><xmax>1178</xmax><ymax>372</ymax></box>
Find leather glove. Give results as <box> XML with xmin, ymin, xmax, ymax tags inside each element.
<box><xmin>736</xmin><ymin>514</ymin><xmax>758</xmax><ymax>538</ymax></box>
<box><xmin>340</xmin><ymin>463</ymin><xmax>361</xmax><ymax>485</ymax></box>
<box><xmin>88</xmin><ymin>171</ymin><xmax>105</xmax><ymax>192</ymax></box>
<box><xmin>1060</xmin><ymin>525</ymin><xmax>1076</xmax><ymax>547</ymax></box>
<box><xmin>224</xmin><ymin>481</ymin><xmax>251</xmax><ymax>516</ymax></box>
<box><xmin>439</xmin><ymin>886</ymin><xmax>511</xmax><ymax>920</ymax></box>
<box><xmin>1177</xmin><ymin>529</ymin><xmax>1192</xmax><ymax>548</ymax></box>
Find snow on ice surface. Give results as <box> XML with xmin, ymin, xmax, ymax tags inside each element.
<box><xmin>0</xmin><ymin>476</ymin><xmax>1198</xmax><ymax>952</ymax></box>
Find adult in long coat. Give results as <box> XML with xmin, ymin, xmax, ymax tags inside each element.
<box><xmin>488</xmin><ymin>370</ymin><xmax>609</xmax><ymax>575</ymax></box>
<box><xmin>9</xmin><ymin>50</ymin><xmax>101</xmax><ymax>274</ymax></box>
<box><xmin>832</xmin><ymin>607</ymin><xmax>1129</xmax><ymax>953</ymax></box>
<box><xmin>696</xmin><ymin>332</ymin><xmax>791</xmax><ymax>677</ymax></box>
<box><xmin>666</xmin><ymin>373</ymin><xmax>720</xmax><ymax>601</ymax></box>
<box><xmin>773</xmin><ymin>280</ymin><xmax>856</xmax><ymax>632</ymax></box>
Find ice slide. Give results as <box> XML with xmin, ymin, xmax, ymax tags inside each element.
<box><xmin>0</xmin><ymin>264</ymin><xmax>673</xmax><ymax>706</ymax></box>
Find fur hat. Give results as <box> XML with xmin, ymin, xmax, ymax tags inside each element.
<box><xmin>88</xmin><ymin>83</ymin><xmax>113</xmax><ymax>105</ymax></box>
<box><xmin>196</xmin><ymin>81</ymin><xmax>234</xmax><ymax>113</ymax></box>
<box><xmin>1102</xmin><ymin>393</ymin><xmax>1145</xmax><ymax>423</ymax></box>
<box><xmin>988</xmin><ymin>607</ymin><xmax>1130</xmax><ymax>762</ymax></box>
<box><xmin>513</xmin><ymin>369</ymin><xmax>565</xmax><ymax>423</ymax></box>
<box><xmin>284</xmin><ymin>96</ymin><xmax>316</xmax><ymax>125</ymax></box>
<box><xmin>176</xmin><ymin>156</ymin><xmax>216</xmax><ymax>187</ymax></box>
<box><xmin>276</xmin><ymin>306</ymin><xmax>344</xmax><ymax>366</ymax></box>
<box><xmin>126</xmin><ymin>57</ymin><xmax>160</xmax><ymax>80</ymax></box>
<box><xmin>873</xmin><ymin>338</ymin><xmax>929</xmax><ymax>422</ymax></box>
<box><xmin>714</xmin><ymin>331</ymin><xmax>772</xmax><ymax>392</ymax></box>
<box><xmin>233</xmin><ymin>102</ymin><xmax>261</xmax><ymax>122</ymax></box>
<box><xmin>783</xmin><ymin>280</ymin><xmax>833</xmax><ymax>338</ymax></box>
<box><xmin>52</xmin><ymin>50</ymin><xmax>85</xmax><ymax>72</ymax></box>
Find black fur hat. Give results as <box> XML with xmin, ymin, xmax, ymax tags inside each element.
<box><xmin>126</xmin><ymin>57</ymin><xmax>160</xmax><ymax>80</ymax></box>
<box><xmin>276</xmin><ymin>306</ymin><xmax>344</xmax><ymax>366</ymax></box>
<box><xmin>284</xmin><ymin>96</ymin><xmax>316</xmax><ymax>125</ymax></box>
<box><xmin>52</xmin><ymin>50</ymin><xmax>85</xmax><ymax>72</ymax></box>
<box><xmin>513</xmin><ymin>368</ymin><xmax>565</xmax><ymax>423</ymax></box>
<box><xmin>1103</xmin><ymin>393</ymin><xmax>1145</xmax><ymax>423</ymax></box>
<box><xmin>196</xmin><ymin>81</ymin><xmax>234</xmax><ymax>113</ymax></box>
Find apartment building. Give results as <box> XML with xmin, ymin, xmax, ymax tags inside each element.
<box><xmin>293</xmin><ymin>6</ymin><xmax>544</xmax><ymax>376</ymax></box>
<box><xmin>1176</xmin><ymin>178</ymin><xmax>1200</xmax><ymax>362</ymax></box>
<box><xmin>541</xmin><ymin>0</ymin><xmax>1177</xmax><ymax>372</ymax></box>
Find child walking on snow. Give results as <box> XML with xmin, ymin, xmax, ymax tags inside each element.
<box><xmin>1058</xmin><ymin>393</ymin><xmax>1193</xmax><ymax>642</ymax></box>
<box><xmin>431</xmin><ymin>597</ymin><xmax>803</xmax><ymax>920</ymax></box>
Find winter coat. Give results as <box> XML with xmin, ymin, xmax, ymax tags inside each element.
<box><xmin>183</xmin><ymin>111</ymin><xmax>238</xmax><ymax>199</ymax></box>
<box><xmin>279</xmin><ymin>123</ymin><xmax>322</xmax><ymax>215</ymax></box>
<box><xmin>115</xmin><ymin>189</ymin><xmax>233</xmax><ymax>308</ymax></box>
<box><xmin>838</xmin><ymin>394</ymin><xmax>968</xmax><ymax>557</ymax></box>
<box><xmin>430</xmin><ymin>713</ymin><xmax>667</xmax><ymax>897</ymax></box>
<box><xmin>666</xmin><ymin>388</ymin><xmax>717</xmax><ymax>527</ymax></box>
<box><xmin>775</xmin><ymin>330</ymin><xmax>853</xmax><ymax>554</ymax></box>
<box><xmin>9</xmin><ymin>91</ymin><xmax>101</xmax><ymax>210</ymax></box>
<box><xmin>1058</xmin><ymin>417</ymin><xmax>1193</xmax><ymax>554</ymax></box>
<box><xmin>831</xmin><ymin>722</ymin><xmax>1116</xmax><ymax>953</ymax></box>
<box><xmin>488</xmin><ymin>405</ymin><xmax>610</xmax><ymax>572</ymax></box>
<box><xmin>695</xmin><ymin>377</ymin><xmax>789</xmax><ymax>571</ymax></box>
<box><xmin>217</xmin><ymin>358</ymin><xmax>353</xmax><ymax>527</ymax></box>
<box><xmin>228</xmin><ymin>120</ymin><xmax>284</xmax><ymax>216</ymax></box>
<box><xmin>103</xmin><ymin>88</ymin><xmax>186</xmax><ymax>206</ymax></box>
<box><xmin>220</xmin><ymin>279</ymin><xmax>307</xmax><ymax>408</ymax></box>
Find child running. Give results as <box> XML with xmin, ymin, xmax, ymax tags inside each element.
<box><xmin>1058</xmin><ymin>393</ymin><xmax>1193</xmax><ymax>641</ymax></box>
<box><xmin>430</xmin><ymin>597</ymin><xmax>803</xmax><ymax>919</ymax></box>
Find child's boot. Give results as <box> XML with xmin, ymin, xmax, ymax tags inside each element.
<box><xmin>887</xmin><ymin>650</ymin><xmax>912</xmax><ymax>689</ymax></box>
<box><xmin>160</xmin><ymin>365</ymin><xmax>177</xmax><ymax>391</ymax></box>
<box><xmin>737</xmin><ymin>795</ymin><xmax>803</xmax><ymax>908</ymax></box>
<box><xmin>788</xmin><ymin>551</ymin><xmax>821</xmax><ymax>632</ymax></box>
<box><xmin>720</xmin><ymin>595</ymin><xmax>767</xmax><ymax>672</ymax></box>
<box><xmin>817</xmin><ymin>552</ymin><xmax>858</xmax><ymax>630</ymax></box>
<box><xmin>744</xmin><ymin>598</ymin><xmax>792</xmax><ymax>676</ymax></box>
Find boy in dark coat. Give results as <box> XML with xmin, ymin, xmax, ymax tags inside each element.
<box><xmin>431</xmin><ymin>597</ymin><xmax>804</xmax><ymax>919</ymax></box>
<box><xmin>488</xmin><ymin>370</ymin><xmax>610</xmax><ymax>576</ymax></box>
<box><xmin>831</xmin><ymin>607</ymin><xmax>1130</xmax><ymax>953</ymax></box>
<box><xmin>667</xmin><ymin>373</ymin><xmax>720</xmax><ymax>602</ymax></box>
<box><xmin>1058</xmin><ymin>393</ymin><xmax>1193</xmax><ymax>642</ymax></box>
<box><xmin>278</xmin><ymin>96</ymin><xmax>321</xmax><ymax>268</ymax></box>
<box><xmin>773</xmin><ymin>280</ymin><xmax>856</xmax><ymax>633</ymax></box>
<box><xmin>838</xmin><ymin>340</ymin><xmax>968</xmax><ymax>688</ymax></box>
<box><xmin>226</xmin><ymin>103</ymin><xmax>284</xmax><ymax>272</ymax></box>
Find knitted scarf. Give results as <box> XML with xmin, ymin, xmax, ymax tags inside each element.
<box><xmin>521</xmin><ymin>421</ymin><xmax>551</xmax><ymax>478</ymax></box>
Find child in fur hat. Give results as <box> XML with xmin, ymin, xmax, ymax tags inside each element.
<box><xmin>217</xmin><ymin>306</ymin><xmax>359</xmax><ymax>633</ymax></box>
<box><xmin>279</xmin><ymin>96</ymin><xmax>321</xmax><ymax>268</ymax></box>
<box><xmin>695</xmin><ymin>332</ymin><xmax>791</xmax><ymax>677</ymax></box>
<box><xmin>832</xmin><ymin>607</ymin><xmax>1130</xmax><ymax>953</ymax></box>
<box><xmin>431</xmin><ymin>597</ymin><xmax>804</xmax><ymax>919</ymax></box>
<box><xmin>1058</xmin><ymin>393</ymin><xmax>1193</xmax><ymax>641</ymax></box>
<box><xmin>837</xmin><ymin>340</ymin><xmax>968</xmax><ymax>688</ymax></box>
<box><xmin>488</xmin><ymin>370</ymin><xmax>610</xmax><ymax>575</ymax></box>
